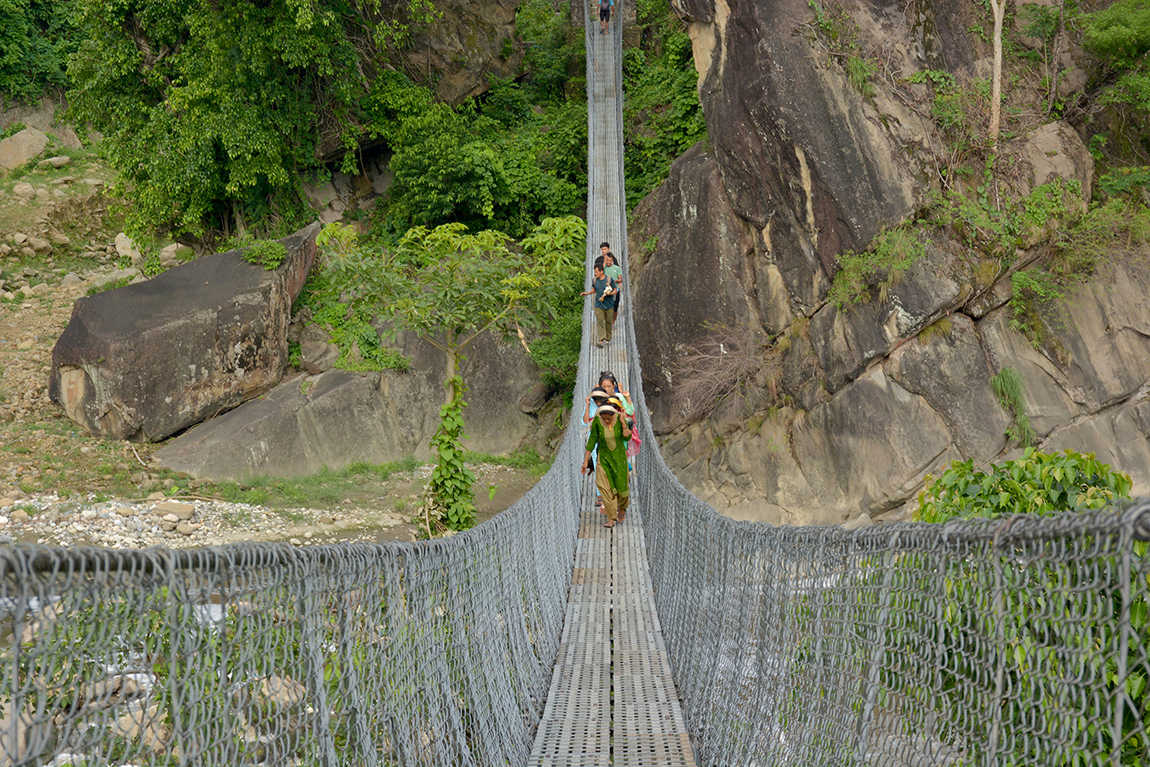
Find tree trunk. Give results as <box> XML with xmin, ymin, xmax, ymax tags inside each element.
<box><xmin>1046</xmin><ymin>0</ymin><xmax>1066</xmax><ymax>117</ymax></box>
<box><xmin>988</xmin><ymin>0</ymin><xmax>1007</xmax><ymax>153</ymax></box>
<box><xmin>444</xmin><ymin>328</ymin><xmax>458</xmax><ymax>407</ymax></box>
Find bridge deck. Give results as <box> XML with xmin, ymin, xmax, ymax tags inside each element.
<box><xmin>526</xmin><ymin>10</ymin><xmax>697</xmax><ymax>766</ymax></box>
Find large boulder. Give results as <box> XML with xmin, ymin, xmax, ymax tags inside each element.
<box><xmin>153</xmin><ymin>370</ymin><xmax>431</xmax><ymax>480</ymax></box>
<box><xmin>154</xmin><ymin>328</ymin><xmax>545</xmax><ymax>479</ymax></box>
<box><xmin>0</xmin><ymin>128</ymin><xmax>48</xmax><ymax>171</ymax></box>
<box><xmin>49</xmin><ymin>223</ymin><xmax>320</xmax><ymax>442</ymax></box>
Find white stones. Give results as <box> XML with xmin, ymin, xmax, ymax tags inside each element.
<box><xmin>80</xmin><ymin>509</ymin><xmax>98</xmax><ymax>520</ymax></box>
<box><xmin>114</xmin><ymin>232</ymin><xmax>140</xmax><ymax>264</ymax></box>
<box><xmin>161</xmin><ymin>514</ymin><xmax>180</xmax><ymax>524</ymax></box>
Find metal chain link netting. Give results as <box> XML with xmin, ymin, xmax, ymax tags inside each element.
<box><xmin>0</xmin><ymin>472</ymin><xmax>585</xmax><ymax>767</ymax></box>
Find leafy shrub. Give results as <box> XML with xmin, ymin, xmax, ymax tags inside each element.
<box><xmin>916</xmin><ymin>448</ymin><xmax>1132</xmax><ymax>523</ymax></box>
<box><xmin>914</xmin><ymin>449</ymin><xmax>1145</xmax><ymax>767</ymax></box>
<box><xmin>1098</xmin><ymin>165</ymin><xmax>1150</xmax><ymax>199</ymax></box>
<box><xmin>1</xmin><ymin>121</ymin><xmax>27</xmax><ymax>139</ymax></box>
<box><xmin>293</xmin><ymin>271</ymin><xmax>411</xmax><ymax>373</ymax></box>
<box><xmin>242</xmin><ymin>240</ymin><xmax>288</xmax><ymax>270</ymax></box>
<box><xmin>1053</xmin><ymin>197</ymin><xmax>1150</xmax><ymax>276</ymax></box>
<box><xmin>1008</xmin><ymin>269</ymin><xmax>1063</xmax><ymax>349</ymax></box>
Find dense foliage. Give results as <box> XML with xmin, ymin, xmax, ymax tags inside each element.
<box><xmin>915</xmin><ymin>448</ymin><xmax>1133</xmax><ymax>524</ymax></box>
<box><xmin>0</xmin><ymin>0</ymin><xmax>76</xmax><ymax>102</ymax></box>
<box><xmin>378</xmin><ymin>87</ymin><xmax>585</xmax><ymax>239</ymax></box>
<box><xmin>622</xmin><ymin>0</ymin><xmax>707</xmax><ymax>208</ymax></box>
<box><xmin>65</xmin><ymin>0</ymin><xmax>436</xmax><ymax>237</ymax></box>
<box><xmin>1086</xmin><ymin>0</ymin><xmax>1150</xmax><ymax>111</ymax></box>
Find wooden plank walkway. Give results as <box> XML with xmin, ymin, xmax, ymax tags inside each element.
<box><xmin>526</xmin><ymin>9</ymin><xmax>697</xmax><ymax>765</ymax></box>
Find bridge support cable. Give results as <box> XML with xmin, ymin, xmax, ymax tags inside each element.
<box><xmin>526</xmin><ymin>6</ymin><xmax>696</xmax><ymax>766</ymax></box>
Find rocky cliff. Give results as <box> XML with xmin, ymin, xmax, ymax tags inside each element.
<box><xmin>633</xmin><ymin>0</ymin><xmax>1149</xmax><ymax>526</ymax></box>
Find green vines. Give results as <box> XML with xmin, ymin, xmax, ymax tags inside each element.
<box><xmin>426</xmin><ymin>376</ymin><xmax>477</xmax><ymax>532</ymax></box>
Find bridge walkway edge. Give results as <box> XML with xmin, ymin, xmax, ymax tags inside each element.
<box><xmin>526</xmin><ymin>7</ymin><xmax>697</xmax><ymax>766</ymax></box>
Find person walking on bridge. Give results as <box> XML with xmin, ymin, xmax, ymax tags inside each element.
<box><xmin>580</xmin><ymin>263</ymin><xmax>617</xmax><ymax>347</ymax></box>
<box><xmin>598</xmin><ymin>0</ymin><xmax>614</xmax><ymax>34</ymax></box>
<box><xmin>582</xmin><ymin>401</ymin><xmax>631</xmax><ymax>527</ymax></box>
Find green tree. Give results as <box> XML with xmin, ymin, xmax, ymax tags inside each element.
<box><xmin>0</xmin><ymin>0</ymin><xmax>77</xmax><ymax>102</ymax></box>
<box><xmin>66</xmin><ymin>0</ymin><xmax>436</xmax><ymax>237</ymax></box>
<box><xmin>317</xmin><ymin>216</ymin><xmax>584</xmax><ymax>529</ymax></box>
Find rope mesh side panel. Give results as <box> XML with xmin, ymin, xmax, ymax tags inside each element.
<box><xmin>0</xmin><ymin>410</ymin><xmax>587</xmax><ymax>767</ymax></box>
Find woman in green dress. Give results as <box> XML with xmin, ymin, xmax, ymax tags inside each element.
<box><xmin>581</xmin><ymin>402</ymin><xmax>631</xmax><ymax>527</ymax></box>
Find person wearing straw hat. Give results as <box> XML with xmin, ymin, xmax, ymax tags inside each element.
<box><xmin>582</xmin><ymin>400</ymin><xmax>631</xmax><ymax>527</ymax></box>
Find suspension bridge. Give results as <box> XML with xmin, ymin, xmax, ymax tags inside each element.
<box><xmin>1</xmin><ymin>6</ymin><xmax>1149</xmax><ymax>767</ymax></box>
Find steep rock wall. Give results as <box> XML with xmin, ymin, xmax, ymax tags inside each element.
<box><xmin>634</xmin><ymin>0</ymin><xmax>1149</xmax><ymax>526</ymax></box>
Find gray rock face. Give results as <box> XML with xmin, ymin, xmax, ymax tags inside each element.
<box><xmin>629</xmin><ymin>144</ymin><xmax>759</xmax><ymax>426</ymax></box>
<box><xmin>49</xmin><ymin>223</ymin><xmax>320</xmax><ymax>441</ymax></box>
<box><xmin>404</xmin><ymin>0</ymin><xmax>525</xmax><ymax>105</ymax></box>
<box><xmin>790</xmin><ymin>368</ymin><xmax>953</xmax><ymax>521</ymax></box>
<box><xmin>0</xmin><ymin>128</ymin><xmax>48</xmax><ymax>171</ymax></box>
<box><xmin>155</xmin><ymin>327</ymin><xmax>544</xmax><ymax>479</ymax></box>
<box><xmin>674</xmin><ymin>0</ymin><xmax>940</xmax><ymax>277</ymax></box>
<box><xmin>636</xmin><ymin>0</ymin><xmax>1137</xmax><ymax>526</ymax></box>
<box><xmin>886</xmin><ymin>315</ymin><xmax>1008</xmax><ymax>460</ymax></box>
<box><xmin>656</xmin><ymin>256</ymin><xmax>1150</xmax><ymax>523</ymax></box>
